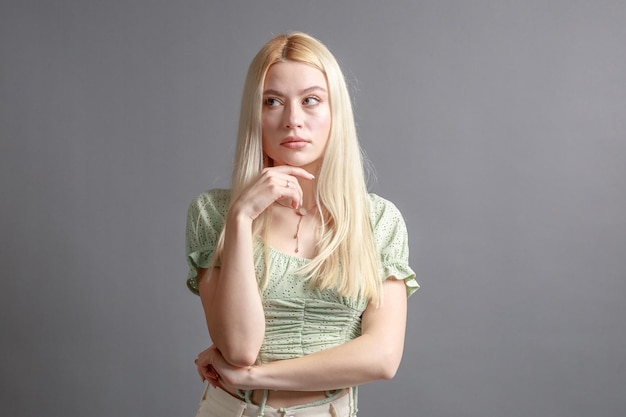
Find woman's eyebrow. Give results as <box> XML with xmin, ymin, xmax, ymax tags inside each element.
<box><xmin>263</xmin><ymin>86</ymin><xmax>327</xmax><ymax>96</ymax></box>
<box><xmin>301</xmin><ymin>86</ymin><xmax>327</xmax><ymax>94</ymax></box>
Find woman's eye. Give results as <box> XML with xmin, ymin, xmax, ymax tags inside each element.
<box><xmin>303</xmin><ymin>96</ymin><xmax>320</xmax><ymax>106</ymax></box>
<box><xmin>265</xmin><ymin>97</ymin><xmax>281</xmax><ymax>107</ymax></box>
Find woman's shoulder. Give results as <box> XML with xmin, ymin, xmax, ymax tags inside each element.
<box><xmin>188</xmin><ymin>188</ymin><xmax>231</xmax><ymax>216</ymax></box>
<box><xmin>367</xmin><ymin>193</ymin><xmax>404</xmax><ymax>224</ymax></box>
<box><xmin>192</xmin><ymin>188</ymin><xmax>231</xmax><ymax>202</ymax></box>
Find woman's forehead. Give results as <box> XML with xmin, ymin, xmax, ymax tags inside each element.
<box><xmin>263</xmin><ymin>61</ymin><xmax>327</xmax><ymax>93</ymax></box>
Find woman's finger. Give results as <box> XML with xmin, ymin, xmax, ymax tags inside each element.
<box><xmin>233</xmin><ymin>166</ymin><xmax>316</xmax><ymax>219</ymax></box>
<box><xmin>269</xmin><ymin>165</ymin><xmax>316</xmax><ymax>181</ymax></box>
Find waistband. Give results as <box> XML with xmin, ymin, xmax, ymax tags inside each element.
<box><xmin>201</xmin><ymin>384</ymin><xmax>357</xmax><ymax>417</ymax></box>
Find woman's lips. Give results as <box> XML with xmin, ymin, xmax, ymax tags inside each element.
<box><xmin>280</xmin><ymin>137</ymin><xmax>309</xmax><ymax>149</ymax></box>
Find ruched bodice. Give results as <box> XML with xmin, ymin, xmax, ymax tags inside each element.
<box><xmin>259</xmin><ymin>298</ymin><xmax>362</xmax><ymax>363</ymax></box>
<box><xmin>255</xmin><ymin>245</ymin><xmax>367</xmax><ymax>363</ymax></box>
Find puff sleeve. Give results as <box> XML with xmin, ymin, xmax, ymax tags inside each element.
<box><xmin>185</xmin><ymin>189</ymin><xmax>231</xmax><ymax>295</ymax></box>
<box><xmin>369</xmin><ymin>194</ymin><xmax>420</xmax><ymax>298</ymax></box>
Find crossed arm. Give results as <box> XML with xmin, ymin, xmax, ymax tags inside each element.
<box><xmin>195</xmin><ymin>274</ymin><xmax>408</xmax><ymax>391</ymax></box>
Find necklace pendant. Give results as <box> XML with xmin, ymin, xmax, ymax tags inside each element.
<box><xmin>296</xmin><ymin>207</ymin><xmax>307</xmax><ymax>216</ymax></box>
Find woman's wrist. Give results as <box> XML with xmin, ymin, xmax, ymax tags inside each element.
<box><xmin>225</xmin><ymin>364</ymin><xmax>260</xmax><ymax>391</ymax></box>
<box><xmin>243</xmin><ymin>364</ymin><xmax>259</xmax><ymax>390</ymax></box>
<box><xmin>227</xmin><ymin>204</ymin><xmax>254</xmax><ymax>224</ymax></box>
<box><xmin>224</xmin><ymin>205</ymin><xmax>256</xmax><ymax>241</ymax></box>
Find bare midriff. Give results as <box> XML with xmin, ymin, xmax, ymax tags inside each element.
<box><xmin>219</xmin><ymin>382</ymin><xmax>347</xmax><ymax>408</ymax></box>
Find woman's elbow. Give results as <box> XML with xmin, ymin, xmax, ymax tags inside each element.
<box><xmin>209</xmin><ymin>330</ymin><xmax>263</xmax><ymax>367</ymax></box>
<box><xmin>222</xmin><ymin>348</ymin><xmax>259</xmax><ymax>368</ymax></box>
<box><xmin>379</xmin><ymin>363</ymin><xmax>400</xmax><ymax>380</ymax></box>
<box><xmin>376</xmin><ymin>349</ymin><xmax>403</xmax><ymax>380</ymax></box>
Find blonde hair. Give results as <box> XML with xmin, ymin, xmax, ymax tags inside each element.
<box><xmin>215</xmin><ymin>32</ymin><xmax>382</xmax><ymax>304</ymax></box>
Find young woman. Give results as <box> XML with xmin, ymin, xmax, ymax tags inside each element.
<box><xmin>186</xmin><ymin>32</ymin><xmax>419</xmax><ymax>417</ymax></box>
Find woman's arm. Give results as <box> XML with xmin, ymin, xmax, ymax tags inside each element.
<box><xmin>198</xmin><ymin>277</ymin><xmax>408</xmax><ymax>390</ymax></box>
<box><xmin>197</xmin><ymin>166</ymin><xmax>315</xmax><ymax>367</ymax></box>
<box><xmin>197</xmin><ymin>208</ymin><xmax>263</xmax><ymax>367</ymax></box>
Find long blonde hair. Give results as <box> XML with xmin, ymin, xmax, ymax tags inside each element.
<box><xmin>215</xmin><ymin>32</ymin><xmax>382</xmax><ymax>304</ymax></box>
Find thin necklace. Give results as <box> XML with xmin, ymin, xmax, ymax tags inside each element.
<box><xmin>274</xmin><ymin>201</ymin><xmax>317</xmax><ymax>253</ymax></box>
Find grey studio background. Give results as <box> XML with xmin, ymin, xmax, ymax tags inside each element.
<box><xmin>1</xmin><ymin>1</ymin><xmax>625</xmax><ymax>416</ymax></box>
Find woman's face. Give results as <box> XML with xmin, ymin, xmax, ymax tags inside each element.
<box><xmin>261</xmin><ymin>61</ymin><xmax>331</xmax><ymax>174</ymax></box>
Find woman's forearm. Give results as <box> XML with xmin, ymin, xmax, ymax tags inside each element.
<box><xmin>217</xmin><ymin>278</ymin><xmax>408</xmax><ymax>390</ymax></box>
<box><xmin>200</xmin><ymin>211</ymin><xmax>265</xmax><ymax>367</ymax></box>
<box><xmin>244</xmin><ymin>333</ymin><xmax>403</xmax><ymax>391</ymax></box>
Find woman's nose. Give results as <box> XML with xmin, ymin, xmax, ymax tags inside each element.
<box><xmin>284</xmin><ymin>104</ymin><xmax>303</xmax><ymax>129</ymax></box>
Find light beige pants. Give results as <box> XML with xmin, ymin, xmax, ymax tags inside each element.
<box><xmin>194</xmin><ymin>384</ymin><xmax>357</xmax><ymax>417</ymax></box>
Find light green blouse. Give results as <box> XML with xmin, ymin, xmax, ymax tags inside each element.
<box><xmin>185</xmin><ymin>189</ymin><xmax>418</xmax><ymax>364</ymax></box>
